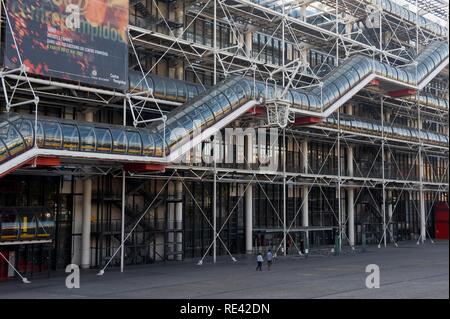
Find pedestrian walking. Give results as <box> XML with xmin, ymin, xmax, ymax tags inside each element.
<box><xmin>256</xmin><ymin>253</ymin><xmax>263</xmax><ymax>271</ymax></box>
<box><xmin>266</xmin><ymin>250</ymin><xmax>273</xmax><ymax>270</ymax></box>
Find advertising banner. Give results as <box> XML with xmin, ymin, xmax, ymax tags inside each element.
<box><xmin>4</xmin><ymin>0</ymin><xmax>129</xmax><ymax>90</ymax></box>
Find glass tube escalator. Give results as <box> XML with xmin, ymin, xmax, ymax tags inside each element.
<box><xmin>148</xmin><ymin>77</ymin><xmax>257</xmax><ymax>154</ymax></box>
<box><xmin>280</xmin><ymin>41</ymin><xmax>448</xmax><ymax>113</ymax></box>
<box><xmin>374</xmin><ymin>0</ymin><xmax>448</xmax><ymax>37</ymax></box>
<box><xmin>127</xmin><ymin>40</ymin><xmax>447</xmax><ymax>116</ymax></box>
<box><xmin>1</xmin><ymin>40</ymin><xmax>448</xmax><ymax>174</ymax></box>
<box><xmin>333</xmin><ymin>115</ymin><xmax>449</xmax><ymax>146</ymax></box>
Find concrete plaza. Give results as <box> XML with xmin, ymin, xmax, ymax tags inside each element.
<box><xmin>0</xmin><ymin>241</ymin><xmax>448</xmax><ymax>299</ymax></box>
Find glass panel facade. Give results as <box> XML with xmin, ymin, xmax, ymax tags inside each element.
<box><xmin>126</xmin><ymin>132</ymin><xmax>142</xmax><ymax>155</ymax></box>
<box><xmin>62</xmin><ymin>124</ymin><xmax>79</xmax><ymax>151</ymax></box>
<box><xmin>111</xmin><ymin>129</ymin><xmax>127</xmax><ymax>154</ymax></box>
<box><xmin>43</xmin><ymin>122</ymin><xmax>62</xmax><ymax>149</ymax></box>
<box><xmin>79</xmin><ymin>126</ymin><xmax>96</xmax><ymax>152</ymax></box>
<box><xmin>17</xmin><ymin>119</ymin><xmax>34</xmax><ymax>146</ymax></box>
<box><xmin>141</xmin><ymin>133</ymin><xmax>154</xmax><ymax>156</ymax></box>
<box><xmin>0</xmin><ymin>140</ymin><xmax>8</xmax><ymax>163</ymax></box>
<box><xmin>95</xmin><ymin>128</ymin><xmax>112</xmax><ymax>153</ymax></box>
<box><xmin>0</xmin><ymin>123</ymin><xmax>26</xmax><ymax>156</ymax></box>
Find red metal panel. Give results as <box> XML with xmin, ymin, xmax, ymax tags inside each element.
<box><xmin>435</xmin><ymin>220</ymin><xmax>448</xmax><ymax>240</ymax></box>
<box><xmin>0</xmin><ymin>251</ymin><xmax>8</xmax><ymax>281</ymax></box>
<box><xmin>1</xmin><ymin>156</ymin><xmax>61</xmax><ymax>180</ymax></box>
<box><xmin>294</xmin><ymin>116</ymin><xmax>321</xmax><ymax>125</ymax></box>
<box><xmin>124</xmin><ymin>163</ymin><xmax>166</xmax><ymax>172</ymax></box>
<box><xmin>388</xmin><ymin>89</ymin><xmax>417</xmax><ymax>97</ymax></box>
<box><xmin>32</xmin><ymin>156</ymin><xmax>61</xmax><ymax>167</ymax></box>
<box><xmin>0</xmin><ymin>165</ymin><xmax>24</xmax><ymax>179</ymax></box>
<box><xmin>246</xmin><ymin>106</ymin><xmax>265</xmax><ymax>116</ymax></box>
<box><xmin>434</xmin><ymin>202</ymin><xmax>449</xmax><ymax>240</ymax></box>
<box><xmin>435</xmin><ymin>202</ymin><xmax>449</xmax><ymax>212</ymax></box>
<box><xmin>0</xmin><ymin>160</ymin><xmax>31</xmax><ymax>179</ymax></box>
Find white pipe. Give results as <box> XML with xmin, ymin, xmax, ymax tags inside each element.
<box><xmin>346</xmin><ymin>113</ymin><xmax>355</xmax><ymax>247</ymax></box>
<box><xmin>81</xmin><ymin>111</ymin><xmax>93</xmax><ymax>269</ymax></box>
<box><xmin>302</xmin><ymin>186</ymin><xmax>309</xmax><ymax>246</ymax></box>
<box><xmin>245</xmin><ymin>183</ymin><xmax>253</xmax><ymax>254</ymax></box>
<box><xmin>120</xmin><ymin>170</ymin><xmax>125</xmax><ymax>272</ymax></box>
<box><xmin>212</xmin><ymin>0</ymin><xmax>217</xmax><ymax>258</ymax></box>
<box><xmin>167</xmin><ymin>182</ymin><xmax>175</xmax><ymax>260</ymax></box>
<box><xmin>245</xmin><ymin>31</ymin><xmax>253</xmax><ymax>57</ymax></box>
<box><xmin>302</xmin><ymin>139</ymin><xmax>308</xmax><ymax>174</ymax></box>
<box><xmin>347</xmin><ymin>188</ymin><xmax>355</xmax><ymax>247</ymax></box>
<box><xmin>347</xmin><ymin>146</ymin><xmax>354</xmax><ymax>177</ymax></box>
<box><xmin>175</xmin><ymin>181</ymin><xmax>183</xmax><ymax>260</ymax></box>
<box><xmin>418</xmin><ymin>114</ymin><xmax>426</xmax><ymax>244</ymax></box>
<box><xmin>420</xmin><ymin>190</ymin><xmax>426</xmax><ymax>243</ymax></box>
<box><xmin>301</xmin><ymin>139</ymin><xmax>309</xmax><ymax>251</ymax></box>
<box><xmin>81</xmin><ymin>177</ymin><xmax>92</xmax><ymax>269</ymax></box>
<box><xmin>387</xmin><ymin>190</ymin><xmax>393</xmax><ymax>242</ymax></box>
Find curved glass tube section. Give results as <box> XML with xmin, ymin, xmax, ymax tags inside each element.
<box><xmin>128</xmin><ymin>41</ymin><xmax>448</xmax><ymax>114</ymax></box>
<box><xmin>285</xmin><ymin>41</ymin><xmax>449</xmax><ymax>113</ymax></box>
<box><xmin>375</xmin><ymin>0</ymin><xmax>448</xmax><ymax>37</ymax></box>
<box><xmin>0</xmin><ymin>78</ymin><xmax>255</xmax><ymax>163</ymax></box>
<box><xmin>0</xmin><ymin>106</ymin><xmax>447</xmax><ymax>169</ymax></box>
<box><xmin>323</xmin><ymin>115</ymin><xmax>448</xmax><ymax>145</ymax></box>
<box><xmin>252</xmin><ymin>0</ymin><xmax>447</xmax><ymax>37</ymax></box>
<box><xmin>403</xmin><ymin>94</ymin><xmax>449</xmax><ymax>111</ymax></box>
<box><xmin>0</xmin><ymin>113</ymin><xmax>165</xmax><ymax>162</ymax></box>
<box><xmin>148</xmin><ymin>77</ymin><xmax>255</xmax><ymax>152</ymax></box>
<box><xmin>128</xmin><ymin>72</ymin><xmax>205</xmax><ymax>103</ymax></box>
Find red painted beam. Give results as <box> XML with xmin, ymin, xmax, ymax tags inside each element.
<box><xmin>388</xmin><ymin>89</ymin><xmax>417</xmax><ymax>98</ymax></box>
<box><xmin>294</xmin><ymin>116</ymin><xmax>321</xmax><ymax>125</ymax></box>
<box><xmin>26</xmin><ymin>156</ymin><xmax>61</xmax><ymax>167</ymax></box>
<box><xmin>246</xmin><ymin>106</ymin><xmax>265</xmax><ymax>116</ymax></box>
<box><xmin>0</xmin><ymin>156</ymin><xmax>61</xmax><ymax>179</ymax></box>
<box><xmin>123</xmin><ymin>163</ymin><xmax>166</xmax><ymax>173</ymax></box>
<box><xmin>0</xmin><ymin>164</ymin><xmax>26</xmax><ymax>179</ymax></box>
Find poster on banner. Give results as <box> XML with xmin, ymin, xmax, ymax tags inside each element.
<box><xmin>4</xmin><ymin>0</ymin><xmax>129</xmax><ymax>90</ymax></box>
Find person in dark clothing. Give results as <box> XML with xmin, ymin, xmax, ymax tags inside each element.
<box><xmin>266</xmin><ymin>250</ymin><xmax>273</xmax><ymax>270</ymax></box>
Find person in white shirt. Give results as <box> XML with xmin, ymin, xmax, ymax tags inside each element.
<box><xmin>256</xmin><ymin>253</ymin><xmax>263</xmax><ymax>271</ymax></box>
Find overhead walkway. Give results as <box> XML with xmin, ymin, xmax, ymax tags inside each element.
<box><xmin>403</xmin><ymin>94</ymin><xmax>448</xmax><ymax>111</ymax></box>
<box><xmin>374</xmin><ymin>0</ymin><xmax>448</xmax><ymax>37</ymax></box>
<box><xmin>269</xmin><ymin>0</ymin><xmax>447</xmax><ymax>36</ymax></box>
<box><xmin>128</xmin><ymin>72</ymin><xmax>205</xmax><ymax>103</ymax></box>
<box><xmin>128</xmin><ymin>71</ymin><xmax>449</xmax><ymax>113</ymax></box>
<box><xmin>323</xmin><ymin>115</ymin><xmax>448</xmax><ymax>146</ymax></box>
<box><xmin>278</xmin><ymin>41</ymin><xmax>448</xmax><ymax>117</ymax></box>
<box><xmin>0</xmin><ymin>41</ymin><xmax>448</xmax><ymax>177</ymax></box>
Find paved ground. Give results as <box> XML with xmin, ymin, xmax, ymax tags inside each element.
<box><xmin>0</xmin><ymin>241</ymin><xmax>448</xmax><ymax>299</ymax></box>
